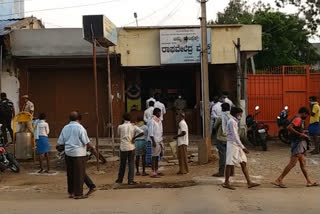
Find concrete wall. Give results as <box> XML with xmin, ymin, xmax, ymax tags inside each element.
<box><xmin>0</xmin><ymin>69</ymin><xmax>20</xmax><ymax>114</ymax></box>
<box><xmin>10</xmin><ymin>25</ymin><xmax>262</xmax><ymax>66</ymax></box>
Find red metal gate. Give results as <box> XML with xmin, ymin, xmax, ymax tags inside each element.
<box><xmin>248</xmin><ymin>66</ymin><xmax>320</xmax><ymax>136</ymax></box>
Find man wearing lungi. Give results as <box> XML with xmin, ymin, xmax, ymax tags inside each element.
<box><xmin>223</xmin><ymin>107</ymin><xmax>260</xmax><ymax>190</ymax></box>
<box><xmin>309</xmin><ymin>96</ymin><xmax>320</xmax><ymax>154</ymax></box>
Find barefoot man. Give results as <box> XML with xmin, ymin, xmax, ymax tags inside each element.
<box><xmin>272</xmin><ymin>107</ymin><xmax>318</xmax><ymax>188</ymax></box>
<box><xmin>223</xmin><ymin>107</ymin><xmax>260</xmax><ymax>190</ymax></box>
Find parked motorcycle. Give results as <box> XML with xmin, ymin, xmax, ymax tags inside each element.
<box><xmin>277</xmin><ymin>106</ymin><xmax>290</xmax><ymax>145</ymax></box>
<box><xmin>246</xmin><ymin>106</ymin><xmax>269</xmax><ymax>151</ymax></box>
<box><xmin>0</xmin><ymin>124</ymin><xmax>20</xmax><ymax>174</ymax></box>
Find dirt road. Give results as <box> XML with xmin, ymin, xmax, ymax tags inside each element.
<box><xmin>0</xmin><ymin>141</ymin><xmax>319</xmax><ymax>214</ymax></box>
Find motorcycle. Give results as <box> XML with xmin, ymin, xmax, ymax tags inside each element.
<box><xmin>0</xmin><ymin>124</ymin><xmax>20</xmax><ymax>175</ymax></box>
<box><xmin>277</xmin><ymin>106</ymin><xmax>290</xmax><ymax>145</ymax></box>
<box><xmin>246</xmin><ymin>106</ymin><xmax>269</xmax><ymax>151</ymax></box>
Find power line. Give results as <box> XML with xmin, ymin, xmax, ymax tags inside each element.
<box><xmin>123</xmin><ymin>0</ymin><xmax>178</xmax><ymax>26</ymax></box>
<box><xmin>157</xmin><ymin>0</ymin><xmax>184</xmax><ymax>25</ymax></box>
<box><xmin>0</xmin><ymin>0</ymin><xmax>121</xmax><ymax>18</ymax></box>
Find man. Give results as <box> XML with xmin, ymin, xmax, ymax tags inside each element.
<box><xmin>57</xmin><ymin>111</ymin><xmax>96</xmax><ymax>199</ymax></box>
<box><xmin>222</xmin><ymin>91</ymin><xmax>234</xmax><ymax>107</ymax></box>
<box><xmin>272</xmin><ymin>107</ymin><xmax>318</xmax><ymax>188</ymax></box>
<box><xmin>0</xmin><ymin>93</ymin><xmax>15</xmax><ymax>144</ymax></box>
<box><xmin>210</xmin><ymin>96</ymin><xmax>222</xmax><ymax>134</ymax></box>
<box><xmin>223</xmin><ymin>107</ymin><xmax>260</xmax><ymax>190</ymax></box>
<box><xmin>154</xmin><ymin>93</ymin><xmax>166</xmax><ymax>121</ymax></box>
<box><xmin>146</xmin><ymin>94</ymin><xmax>156</xmax><ymax>109</ymax></box>
<box><xmin>308</xmin><ymin>96</ymin><xmax>320</xmax><ymax>154</ymax></box>
<box><xmin>21</xmin><ymin>95</ymin><xmax>35</xmax><ymax>133</ymax></box>
<box><xmin>149</xmin><ymin>108</ymin><xmax>164</xmax><ymax>178</ymax></box>
<box><xmin>116</xmin><ymin>113</ymin><xmax>144</xmax><ymax>185</ymax></box>
<box><xmin>144</xmin><ymin>101</ymin><xmax>155</xmax><ymax>123</ymax></box>
<box><xmin>174</xmin><ymin>95</ymin><xmax>187</xmax><ymax>127</ymax></box>
<box><xmin>212</xmin><ymin>103</ymin><xmax>232</xmax><ymax>177</ymax></box>
<box><xmin>174</xmin><ymin>112</ymin><xmax>189</xmax><ymax>175</ymax></box>
<box><xmin>135</xmin><ymin>116</ymin><xmax>149</xmax><ymax>176</ymax></box>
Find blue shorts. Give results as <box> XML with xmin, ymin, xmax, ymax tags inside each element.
<box><xmin>308</xmin><ymin>122</ymin><xmax>319</xmax><ymax>136</ymax></box>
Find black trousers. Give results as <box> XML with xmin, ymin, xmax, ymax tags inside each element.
<box><xmin>65</xmin><ymin>155</ymin><xmax>86</xmax><ymax>197</ymax></box>
<box><xmin>84</xmin><ymin>174</ymin><xmax>96</xmax><ymax>189</ymax></box>
<box><xmin>0</xmin><ymin>118</ymin><xmax>13</xmax><ymax>144</ymax></box>
<box><xmin>117</xmin><ymin>150</ymin><xmax>135</xmax><ymax>183</ymax></box>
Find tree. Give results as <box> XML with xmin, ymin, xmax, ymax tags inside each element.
<box><xmin>209</xmin><ymin>0</ymin><xmax>320</xmax><ymax>68</ymax></box>
<box><xmin>275</xmin><ymin>0</ymin><xmax>320</xmax><ymax>34</ymax></box>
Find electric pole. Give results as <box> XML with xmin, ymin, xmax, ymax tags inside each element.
<box><xmin>234</xmin><ymin>38</ymin><xmax>242</xmax><ymax>106</ymax></box>
<box><xmin>198</xmin><ymin>0</ymin><xmax>211</xmax><ymax>164</ymax></box>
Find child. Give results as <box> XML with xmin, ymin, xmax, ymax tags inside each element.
<box><xmin>135</xmin><ymin>116</ymin><xmax>149</xmax><ymax>176</ymax></box>
<box><xmin>34</xmin><ymin>113</ymin><xmax>50</xmax><ymax>173</ymax></box>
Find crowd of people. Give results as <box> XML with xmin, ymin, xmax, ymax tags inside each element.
<box><xmin>0</xmin><ymin>91</ymin><xmax>319</xmax><ymax>199</ymax></box>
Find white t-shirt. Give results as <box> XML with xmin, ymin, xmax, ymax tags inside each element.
<box><xmin>148</xmin><ymin>117</ymin><xmax>163</xmax><ymax>143</ymax></box>
<box><xmin>38</xmin><ymin>120</ymin><xmax>49</xmax><ymax>137</ymax></box>
<box><xmin>177</xmin><ymin>119</ymin><xmax>189</xmax><ymax>146</ymax></box>
<box><xmin>155</xmin><ymin>101</ymin><xmax>166</xmax><ymax>121</ymax></box>
<box><xmin>144</xmin><ymin>106</ymin><xmax>154</xmax><ymax>123</ymax></box>
<box><xmin>146</xmin><ymin>97</ymin><xmax>156</xmax><ymax>108</ymax></box>
<box><xmin>118</xmin><ymin>121</ymin><xmax>144</xmax><ymax>151</ymax></box>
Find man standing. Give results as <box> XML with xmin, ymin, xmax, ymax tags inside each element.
<box><xmin>154</xmin><ymin>93</ymin><xmax>166</xmax><ymax>121</ymax></box>
<box><xmin>21</xmin><ymin>95</ymin><xmax>35</xmax><ymax>133</ymax></box>
<box><xmin>174</xmin><ymin>112</ymin><xmax>189</xmax><ymax>175</ymax></box>
<box><xmin>174</xmin><ymin>95</ymin><xmax>187</xmax><ymax>127</ymax></box>
<box><xmin>212</xmin><ymin>103</ymin><xmax>231</xmax><ymax>177</ymax></box>
<box><xmin>309</xmin><ymin>96</ymin><xmax>320</xmax><ymax>154</ymax></box>
<box><xmin>57</xmin><ymin>111</ymin><xmax>95</xmax><ymax>199</ymax></box>
<box><xmin>223</xmin><ymin>107</ymin><xmax>260</xmax><ymax>190</ymax></box>
<box><xmin>146</xmin><ymin>94</ymin><xmax>156</xmax><ymax>109</ymax></box>
<box><xmin>116</xmin><ymin>113</ymin><xmax>144</xmax><ymax>185</ymax></box>
<box><xmin>149</xmin><ymin>108</ymin><xmax>164</xmax><ymax>178</ymax></box>
<box><xmin>0</xmin><ymin>93</ymin><xmax>15</xmax><ymax>144</ymax></box>
<box><xmin>222</xmin><ymin>92</ymin><xmax>234</xmax><ymax>107</ymax></box>
<box><xmin>272</xmin><ymin>107</ymin><xmax>318</xmax><ymax>188</ymax></box>
<box><xmin>210</xmin><ymin>96</ymin><xmax>222</xmax><ymax>134</ymax></box>
<box><xmin>144</xmin><ymin>101</ymin><xmax>155</xmax><ymax>123</ymax></box>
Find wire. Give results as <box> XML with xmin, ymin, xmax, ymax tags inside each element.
<box><xmin>157</xmin><ymin>0</ymin><xmax>184</xmax><ymax>25</ymax></box>
<box><xmin>0</xmin><ymin>0</ymin><xmax>121</xmax><ymax>18</ymax></box>
<box><xmin>123</xmin><ymin>0</ymin><xmax>178</xmax><ymax>26</ymax></box>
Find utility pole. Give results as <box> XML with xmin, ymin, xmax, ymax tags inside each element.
<box><xmin>198</xmin><ymin>0</ymin><xmax>211</xmax><ymax>164</ymax></box>
<box><xmin>93</xmin><ymin>39</ymin><xmax>100</xmax><ymax>171</ymax></box>
<box><xmin>234</xmin><ymin>38</ymin><xmax>242</xmax><ymax>106</ymax></box>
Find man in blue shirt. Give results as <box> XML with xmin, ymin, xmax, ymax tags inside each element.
<box><xmin>57</xmin><ymin>111</ymin><xmax>95</xmax><ymax>199</ymax></box>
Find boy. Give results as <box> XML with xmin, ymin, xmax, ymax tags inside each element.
<box><xmin>135</xmin><ymin>116</ymin><xmax>149</xmax><ymax>176</ymax></box>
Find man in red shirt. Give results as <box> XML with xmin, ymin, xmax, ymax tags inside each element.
<box><xmin>272</xmin><ymin>107</ymin><xmax>318</xmax><ymax>188</ymax></box>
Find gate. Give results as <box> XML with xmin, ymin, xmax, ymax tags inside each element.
<box><xmin>247</xmin><ymin>65</ymin><xmax>320</xmax><ymax>136</ymax></box>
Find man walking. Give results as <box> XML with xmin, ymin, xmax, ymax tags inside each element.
<box><xmin>174</xmin><ymin>112</ymin><xmax>189</xmax><ymax>175</ymax></box>
<box><xmin>0</xmin><ymin>93</ymin><xmax>15</xmax><ymax>144</ymax></box>
<box><xmin>149</xmin><ymin>108</ymin><xmax>164</xmax><ymax>178</ymax></box>
<box><xmin>212</xmin><ymin>103</ymin><xmax>232</xmax><ymax>177</ymax></box>
<box><xmin>309</xmin><ymin>96</ymin><xmax>320</xmax><ymax>154</ymax></box>
<box><xmin>272</xmin><ymin>107</ymin><xmax>318</xmax><ymax>188</ymax></box>
<box><xmin>223</xmin><ymin>107</ymin><xmax>260</xmax><ymax>190</ymax></box>
<box><xmin>116</xmin><ymin>113</ymin><xmax>144</xmax><ymax>185</ymax></box>
<box><xmin>57</xmin><ymin>111</ymin><xmax>95</xmax><ymax>199</ymax></box>
<box><xmin>144</xmin><ymin>101</ymin><xmax>155</xmax><ymax>123</ymax></box>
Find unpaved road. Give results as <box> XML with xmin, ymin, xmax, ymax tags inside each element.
<box><xmin>0</xmin><ymin>141</ymin><xmax>319</xmax><ymax>214</ymax></box>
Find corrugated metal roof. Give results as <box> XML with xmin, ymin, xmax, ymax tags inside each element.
<box><xmin>0</xmin><ymin>19</ymin><xmax>22</xmax><ymax>35</ymax></box>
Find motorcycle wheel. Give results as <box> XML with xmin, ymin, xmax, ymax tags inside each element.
<box><xmin>6</xmin><ymin>153</ymin><xmax>20</xmax><ymax>173</ymax></box>
<box><xmin>279</xmin><ymin>129</ymin><xmax>290</xmax><ymax>145</ymax></box>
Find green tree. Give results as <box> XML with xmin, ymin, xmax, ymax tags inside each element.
<box><xmin>275</xmin><ymin>0</ymin><xmax>320</xmax><ymax>34</ymax></box>
<box><xmin>209</xmin><ymin>0</ymin><xmax>320</xmax><ymax>68</ymax></box>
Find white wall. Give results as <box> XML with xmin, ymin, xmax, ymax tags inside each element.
<box><xmin>1</xmin><ymin>71</ymin><xmax>20</xmax><ymax>114</ymax></box>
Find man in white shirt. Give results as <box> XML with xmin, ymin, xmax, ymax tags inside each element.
<box><xmin>154</xmin><ymin>93</ymin><xmax>166</xmax><ymax>121</ymax></box>
<box><xmin>174</xmin><ymin>112</ymin><xmax>189</xmax><ymax>175</ymax></box>
<box><xmin>57</xmin><ymin>111</ymin><xmax>96</xmax><ymax>199</ymax></box>
<box><xmin>144</xmin><ymin>101</ymin><xmax>155</xmax><ymax>123</ymax></box>
<box><xmin>116</xmin><ymin>113</ymin><xmax>144</xmax><ymax>185</ymax></box>
<box><xmin>210</xmin><ymin>96</ymin><xmax>222</xmax><ymax>134</ymax></box>
<box><xmin>149</xmin><ymin>108</ymin><xmax>164</xmax><ymax>178</ymax></box>
<box><xmin>223</xmin><ymin>107</ymin><xmax>260</xmax><ymax>190</ymax></box>
<box><xmin>222</xmin><ymin>92</ymin><xmax>234</xmax><ymax>107</ymax></box>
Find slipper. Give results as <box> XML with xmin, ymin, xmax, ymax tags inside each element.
<box><xmin>85</xmin><ymin>188</ymin><xmax>97</xmax><ymax>196</ymax></box>
<box><xmin>136</xmin><ymin>172</ymin><xmax>141</xmax><ymax>176</ymax></box>
<box><xmin>212</xmin><ymin>173</ymin><xmax>224</xmax><ymax>177</ymax></box>
<box><xmin>150</xmin><ymin>175</ymin><xmax>161</xmax><ymax>178</ymax></box>
<box><xmin>248</xmin><ymin>183</ymin><xmax>261</xmax><ymax>189</ymax></box>
<box><xmin>37</xmin><ymin>169</ymin><xmax>44</xmax><ymax>173</ymax></box>
<box><xmin>306</xmin><ymin>182</ymin><xmax>319</xmax><ymax>187</ymax></box>
<box><xmin>44</xmin><ymin>170</ymin><xmax>50</xmax><ymax>173</ymax></box>
<box><xmin>142</xmin><ymin>172</ymin><xmax>149</xmax><ymax>176</ymax></box>
<box><xmin>74</xmin><ymin>195</ymin><xmax>88</xmax><ymax>200</ymax></box>
<box><xmin>271</xmin><ymin>182</ymin><xmax>287</xmax><ymax>188</ymax></box>
<box><xmin>222</xmin><ymin>183</ymin><xmax>236</xmax><ymax>190</ymax></box>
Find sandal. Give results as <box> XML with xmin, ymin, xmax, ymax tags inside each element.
<box><xmin>37</xmin><ymin>169</ymin><xmax>44</xmax><ymax>173</ymax></box>
<box><xmin>306</xmin><ymin>182</ymin><xmax>319</xmax><ymax>187</ymax></box>
<box><xmin>212</xmin><ymin>173</ymin><xmax>224</xmax><ymax>177</ymax></box>
<box><xmin>136</xmin><ymin>172</ymin><xmax>141</xmax><ymax>176</ymax></box>
<box><xmin>248</xmin><ymin>183</ymin><xmax>260</xmax><ymax>189</ymax></box>
<box><xmin>222</xmin><ymin>183</ymin><xmax>236</xmax><ymax>190</ymax></box>
<box><xmin>271</xmin><ymin>182</ymin><xmax>287</xmax><ymax>188</ymax></box>
<box><xmin>142</xmin><ymin>172</ymin><xmax>149</xmax><ymax>176</ymax></box>
<box><xmin>74</xmin><ymin>195</ymin><xmax>88</xmax><ymax>200</ymax></box>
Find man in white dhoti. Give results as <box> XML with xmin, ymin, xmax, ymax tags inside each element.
<box><xmin>223</xmin><ymin>107</ymin><xmax>260</xmax><ymax>190</ymax></box>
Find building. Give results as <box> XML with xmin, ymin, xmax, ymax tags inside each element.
<box><xmin>0</xmin><ymin>0</ymin><xmax>24</xmax><ymax>19</ymax></box>
<box><xmin>3</xmin><ymin>23</ymin><xmax>262</xmax><ymax>137</ymax></box>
